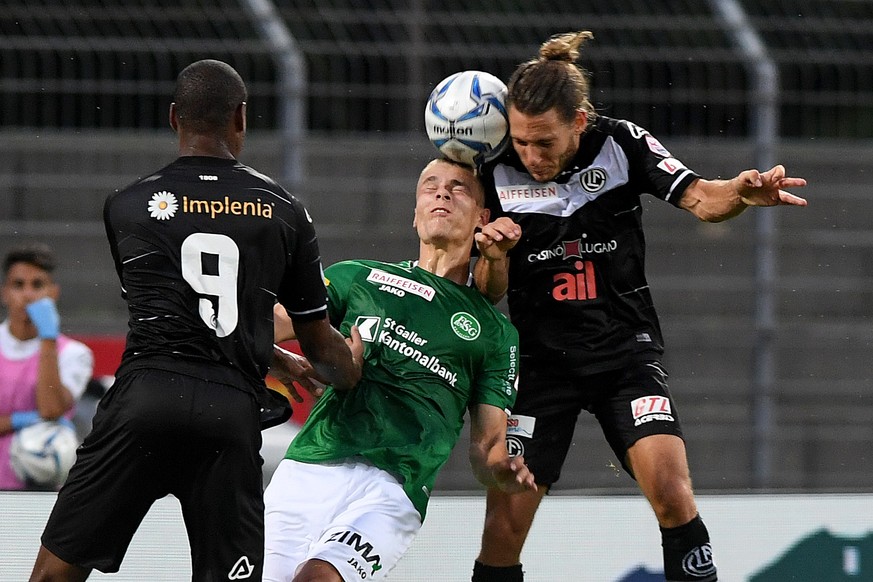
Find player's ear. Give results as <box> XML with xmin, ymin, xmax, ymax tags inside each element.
<box><xmin>574</xmin><ymin>109</ymin><xmax>588</xmax><ymax>136</ymax></box>
<box><xmin>169</xmin><ymin>103</ymin><xmax>179</xmax><ymax>133</ymax></box>
<box><xmin>478</xmin><ymin>207</ymin><xmax>491</xmax><ymax>228</ymax></box>
<box><xmin>235</xmin><ymin>102</ymin><xmax>247</xmax><ymax>134</ymax></box>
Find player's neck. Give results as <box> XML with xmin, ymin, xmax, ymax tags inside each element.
<box><xmin>417</xmin><ymin>244</ymin><xmax>471</xmax><ymax>285</ymax></box>
<box><xmin>7</xmin><ymin>316</ymin><xmax>37</xmax><ymax>341</ymax></box>
<box><xmin>177</xmin><ymin>135</ymin><xmax>238</xmax><ymax>160</ymax></box>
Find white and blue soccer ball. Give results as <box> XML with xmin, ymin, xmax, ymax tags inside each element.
<box><xmin>425</xmin><ymin>70</ymin><xmax>510</xmax><ymax>167</ymax></box>
<box><xmin>10</xmin><ymin>420</ymin><xmax>79</xmax><ymax>488</ymax></box>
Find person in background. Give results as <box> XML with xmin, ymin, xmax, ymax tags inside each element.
<box><xmin>264</xmin><ymin>158</ymin><xmax>535</xmax><ymax>582</ymax></box>
<box><xmin>29</xmin><ymin>59</ymin><xmax>362</xmax><ymax>582</ymax></box>
<box><xmin>471</xmin><ymin>31</ymin><xmax>807</xmax><ymax>582</ymax></box>
<box><xmin>0</xmin><ymin>243</ymin><xmax>93</xmax><ymax>490</ymax></box>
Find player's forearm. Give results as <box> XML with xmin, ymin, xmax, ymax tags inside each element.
<box><xmin>34</xmin><ymin>340</ymin><xmax>74</xmax><ymax>419</ymax></box>
<box><xmin>679</xmin><ymin>177</ymin><xmax>748</xmax><ymax>223</ymax></box>
<box><xmin>473</xmin><ymin>256</ymin><xmax>510</xmax><ymax>304</ymax></box>
<box><xmin>295</xmin><ymin>319</ymin><xmax>361</xmax><ymax>392</ymax></box>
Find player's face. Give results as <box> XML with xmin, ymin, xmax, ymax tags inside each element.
<box><xmin>508</xmin><ymin>107</ymin><xmax>587</xmax><ymax>182</ymax></box>
<box><xmin>413</xmin><ymin>160</ymin><xmax>488</xmax><ymax>246</ymax></box>
<box><xmin>1</xmin><ymin>262</ymin><xmax>58</xmax><ymax>322</ymax></box>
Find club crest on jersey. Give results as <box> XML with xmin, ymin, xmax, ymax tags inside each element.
<box><xmin>450</xmin><ymin>312</ymin><xmax>480</xmax><ymax>341</ymax></box>
<box><xmin>148</xmin><ymin>191</ymin><xmax>179</xmax><ymax>220</ymax></box>
<box><xmin>579</xmin><ymin>167</ymin><xmax>607</xmax><ymax>193</ymax></box>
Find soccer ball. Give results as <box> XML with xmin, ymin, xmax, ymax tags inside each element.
<box><xmin>10</xmin><ymin>420</ymin><xmax>79</xmax><ymax>488</ymax></box>
<box><xmin>424</xmin><ymin>70</ymin><xmax>510</xmax><ymax>166</ymax></box>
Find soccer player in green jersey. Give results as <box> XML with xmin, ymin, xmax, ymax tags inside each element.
<box><xmin>264</xmin><ymin>158</ymin><xmax>536</xmax><ymax>582</ymax></box>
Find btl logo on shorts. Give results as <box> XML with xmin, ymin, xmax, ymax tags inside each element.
<box><xmin>630</xmin><ymin>396</ymin><xmax>675</xmax><ymax>427</ymax></box>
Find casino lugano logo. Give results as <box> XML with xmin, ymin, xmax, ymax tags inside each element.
<box><xmin>450</xmin><ymin>312</ymin><xmax>481</xmax><ymax>341</ymax></box>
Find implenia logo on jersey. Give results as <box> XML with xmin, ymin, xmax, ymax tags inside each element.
<box><xmin>450</xmin><ymin>312</ymin><xmax>480</xmax><ymax>341</ymax></box>
<box><xmin>630</xmin><ymin>395</ymin><xmax>675</xmax><ymax>427</ymax></box>
<box><xmin>148</xmin><ymin>191</ymin><xmax>179</xmax><ymax>220</ymax></box>
<box><xmin>228</xmin><ymin>555</ymin><xmax>254</xmax><ymax>579</ymax></box>
<box><xmin>579</xmin><ymin>167</ymin><xmax>607</xmax><ymax>193</ymax></box>
<box><xmin>354</xmin><ymin>316</ymin><xmax>381</xmax><ymax>342</ymax></box>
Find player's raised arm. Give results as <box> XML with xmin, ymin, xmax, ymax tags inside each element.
<box><xmin>473</xmin><ymin>217</ymin><xmax>522</xmax><ymax>304</ymax></box>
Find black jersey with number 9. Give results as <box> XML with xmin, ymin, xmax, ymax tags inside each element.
<box><xmin>104</xmin><ymin>156</ymin><xmax>327</xmax><ymax>392</ymax></box>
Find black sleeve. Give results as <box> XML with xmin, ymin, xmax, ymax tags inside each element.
<box><xmin>277</xmin><ymin>198</ymin><xmax>328</xmax><ymax>322</ymax></box>
<box><xmin>613</xmin><ymin>119</ymin><xmax>701</xmax><ymax>207</ymax></box>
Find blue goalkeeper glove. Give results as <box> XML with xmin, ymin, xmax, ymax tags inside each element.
<box><xmin>11</xmin><ymin>410</ymin><xmax>41</xmax><ymax>431</ymax></box>
<box><xmin>26</xmin><ymin>297</ymin><xmax>60</xmax><ymax>339</ymax></box>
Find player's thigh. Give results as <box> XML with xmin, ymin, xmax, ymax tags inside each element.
<box><xmin>264</xmin><ymin>459</ymin><xmax>355</xmax><ymax>582</ymax></box>
<box><xmin>306</xmin><ymin>463</ymin><xmax>421</xmax><ymax>582</ymax></box>
<box><xmin>39</xmin><ymin>371</ymin><xmax>172</xmax><ymax>573</ymax></box>
<box><xmin>508</xmin><ymin>365</ymin><xmax>587</xmax><ymax>486</ymax></box>
<box><xmin>593</xmin><ymin>360</ymin><xmax>685</xmax><ymax>476</ymax></box>
<box><xmin>173</xmin><ymin>380</ymin><xmax>263</xmax><ymax>580</ymax></box>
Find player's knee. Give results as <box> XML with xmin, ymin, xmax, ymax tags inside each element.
<box><xmin>647</xmin><ymin>478</ymin><xmax>697</xmax><ymax>525</ymax></box>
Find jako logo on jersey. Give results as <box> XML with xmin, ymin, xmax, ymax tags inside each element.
<box><xmin>450</xmin><ymin>312</ymin><xmax>481</xmax><ymax>341</ymax></box>
<box><xmin>552</xmin><ymin>260</ymin><xmax>598</xmax><ymax>301</ymax></box>
<box><xmin>180</xmin><ymin>196</ymin><xmax>273</xmax><ymax>220</ymax></box>
<box><xmin>683</xmin><ymin>543</ymin><xmax>716</xmax><ymax>577</ymax></box>
<box><xmin>579</xmin><ymin>167</ymin><xmax>607</xmax><ymax>193</ymax></box>
<box><xmin>630</xmin><ymin>395</ymin><xmax>675</xmax><ymax>427</ymax></box>
<box><xmin>327</xmin><ymin>530</ymin><xmax>383</xmax><ymax>577</ymax></box>
<box><xmin>528</xmin><ymin>238</ymin><xmax>617</xmax><ymax>263</ymax></box>
<box><xmin>366</xmin><ymin>269</ymin><xmax>435</xmax><ymax>301</ymax></box>
<box><xmin>227</xmin><ymin>556</ymin><xmax>254</xmax><ymax>580</ymax></box>
<box><xmin>148</xmin><ymin>191</ymin><xmax>179</xmax><ymax>220</ymax></box>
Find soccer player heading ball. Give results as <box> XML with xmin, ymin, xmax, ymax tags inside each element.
<box><xmin>470</xmin><ymin>31</ymin><xmax>806</xmax><ymax>582</ymax></box>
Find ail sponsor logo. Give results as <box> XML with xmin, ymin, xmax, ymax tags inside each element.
<box><xmin>552</xmin><ymin>260</ymin><xmax>598</xmax><ymax>301</ymax></box>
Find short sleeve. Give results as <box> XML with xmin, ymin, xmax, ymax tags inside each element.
<box><xmin>277</xmin><ymin>200</ymin><xmax>329</xmax><ymax>322</ymax></box>
<box><xmin>59</xmin><ymin>340</ymin><xmax>94</xmax><ymax>400</ymax></box>
<box><xmin>471</xmin><ymin>322</ymin><xmax>519</xmax><ymax>412</ymax></box>
<box><xmin>616</xmin><ymin>119</ymin><xmax>701</xmax><ymax>206</ymax></box>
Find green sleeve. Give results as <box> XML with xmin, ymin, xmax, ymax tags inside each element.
<box><xmin>472</xmin><ymin>321</ymin><xmax>519</xmax><ymax>411</ymax></box>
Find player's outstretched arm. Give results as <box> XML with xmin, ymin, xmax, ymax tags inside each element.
<box><xmin>473</xmin><ymin>217</ymin><xmax>522</xmax><ymax>304</ymax></box>
<box><xmin>679</xmin><ymin>164</ymin><xmax>808</xmax><ymax>223</ymax></box>
<box><xmin>468</xmin><ymin>403</ymin><xmax>537</xmax><ymax>494</ymax></box>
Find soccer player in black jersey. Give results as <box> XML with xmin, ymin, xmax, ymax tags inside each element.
<box><xmin>470</xmin><ymin>32</ymin><xmax>807</xmax><ymax>582</ymax></box>
<box><xmin>29</xmin><ymin>59</ymin><xmax>362</xmax><ymax>582</ymax></box>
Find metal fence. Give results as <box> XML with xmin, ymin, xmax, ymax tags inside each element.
<box><xmin>2</xmin><ymin>0</ymin><xmax>872</xmax><ymax>138</ymax></box>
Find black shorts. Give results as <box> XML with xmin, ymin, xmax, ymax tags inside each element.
<box><xmin>40</xmin><ymin>368</ymin><xmax>265</xmax><ymax>578</ymax></box>
<box><xmin>505</xmin><ymin>357</ymin><xmax>684</xmax><ymax>487</ymax></box>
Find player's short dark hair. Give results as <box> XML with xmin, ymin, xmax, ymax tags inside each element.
<box><xmin>3</xmin><ymin>243</ymin><xmax>57</xmax><ymax>278</ymax></box>
<box><xmin>173</xmin><ymin>59</ymin><xmax>247</xmax><ymax>135</ymax></box>
<box><xmin>508</xmin><ymin>31</ymin><xmax>596</xmax><ymax>124</ymax></box>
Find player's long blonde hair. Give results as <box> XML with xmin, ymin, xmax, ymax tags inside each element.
<box><xmin>507</xmin><ymin>31</ymin><xmax>595</xmax><ymax>124</ymax></box>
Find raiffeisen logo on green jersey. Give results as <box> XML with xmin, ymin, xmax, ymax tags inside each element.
<box><xmin>366</xmin><ymin>269</ymin><xmax>435</xmax><ymax>301</ymax></box>
<box><xmin>377</xmin><ymin>317</ymin><xmax>458</xmax><ymax>386</ymax></box>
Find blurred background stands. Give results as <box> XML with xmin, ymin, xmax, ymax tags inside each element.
<box><xmin>1</xmin><ymin>0</ymin><xmax>872</xmax><ymax>492</ymax></box>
